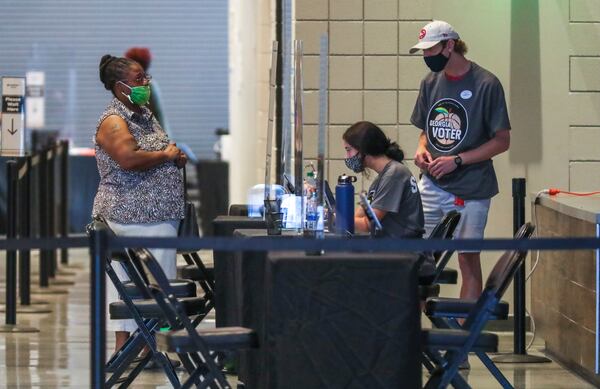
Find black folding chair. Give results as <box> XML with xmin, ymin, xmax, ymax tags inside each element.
<box><xmin>130</xmin><ymin>247</ymin><xmax>259</xmax><ymax>389</ymax></box>
<box><xmin>176</xmin><ymin>206</ymin><xmax>215</xmax><ymax>311</ymax></box>
<box><xmin>421</xmin><ymin>222</ymin><xmax>535</xmax><ymax>389</ymax></box>
<box><xmin>430</xmin><ymin>210</ymin><xmax>461</xmax><ymax>284</ymax></box>
<box><xmin>419</xmin><ymin>211</ymin><xmax>461</xmax><ymax>299</ymax></box>
<box><xmin>177</xmin><ymin>250</ymin><xmax>215</xmax><ymax>312</ymax></box>
<box><xmin>87</xmin><ymin>219</ymin><xmax>208</xmax><ymax>388</ymax></box>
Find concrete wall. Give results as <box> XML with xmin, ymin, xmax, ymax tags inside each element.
<box><xmin>566</xmin><ymin>0</ymin><xmax>600</xmax><ymax>190</ymax></box>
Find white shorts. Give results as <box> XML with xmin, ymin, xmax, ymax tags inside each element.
<box><xmin>418</xmin><ymin>175</ymin><xmax>491</xmax><ymax>254</ymax></box>
<box><xmin>105</xmin><ymin>219</ymin><xmax>179</xmax><ymax>332</ymax></box>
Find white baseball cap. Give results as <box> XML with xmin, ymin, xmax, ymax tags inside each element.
<box><xmin>409</xmin><ymin>20</ymin><xmax>460</xmax><ymax>54</ymax></box>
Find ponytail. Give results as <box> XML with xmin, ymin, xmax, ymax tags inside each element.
<box><xmin>385</xmin><ymin>141</ymin><xmax>404</xmax><ymax>163</ymax></box>
<box><xmin>98</xmin><ymin>54</ymin><xmax>136</xmax><ymax>93</ymax></box>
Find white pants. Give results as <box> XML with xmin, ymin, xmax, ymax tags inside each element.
<box><xmin>419</xmin><ymin>175</ymin><xmax>491</xmax><ymax>253</ymax></box>
<box><xmin>105</xmin><ymin>219</ymin><xmax>179</xmax><ymax>332</ymax></box>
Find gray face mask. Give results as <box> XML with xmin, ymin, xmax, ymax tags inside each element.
<box><xmin>344</xmin><ymin>153</ymin><xmax>364</xmax><ymax>173</ymax></box>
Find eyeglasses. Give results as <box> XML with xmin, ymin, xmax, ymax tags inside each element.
<box><xmin>135</xmin><ymin>73</ymin><xmax>152</xmax><ymax>83</ymax></box>
<box><xmin>120</xmin><ymin>73</ymin><xmax>152</xmax><ymax>85</ymax></box>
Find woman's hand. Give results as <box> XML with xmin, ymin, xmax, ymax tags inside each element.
<box><xmin>163</xmin><ymin>144</ymin><xmax>180</xmax><ymax>161</ymax></box>
<box><xmin>96</xmin><ymin>115</ymin><xmax>178</xmax><ymax>171</ymax></box>
<box><xmin>428</xmin><ymin>156</ymin><xmax>458</xmax><ymax>179</ymax></box>
<box><xmin>175</xmin><ymin>151</ymin><xmax>188</xmax><ymax>168</ymax></box>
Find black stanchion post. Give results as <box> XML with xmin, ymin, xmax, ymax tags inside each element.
<box><xmin>513</xmin><ymin>178</ymin><xmax>527</xmax><ymax>354</ymax></box>
<box><xmin>90</xmin><ymin>226</ymin><xmax>107</xmax><ymax>389</ymax></box>
<box><xmin>19</xmin><ymin>157</ymin><xmax>31</xmax><ymax>306</ymax></box>
<box><xmin>35</xmin><ymin>147</ymin><xmax>69</xmax><ymax>294</ymax></box>
<box><xmin>48</xmin><ymin>147</ymin><xmax>57</xmax><ymax>278</ymax></box>
<box><xmin>12</xmin><ymin>156</ymin><xmax>51</xmax><ymax>314</ymax></box>
<box><xmin>60</xmin><ymin>140</ymin><xmax>69</xmax><ymax>265</ymax></box>
<box><xmin>33</xmin><ymin>149</ymin><xmax>67</xmax><ymax>295</ymax></box>
<box><xmin>48</xmin><ymin>143</ymin><xmax>76</xmax><ymax>283</ymax></box>
<box><xmin>0</xmin><ymin>160</ymin><xmax>39</xmax><ymax>333</ymax></box>
<box><xmin>493</xmin><ymin>177</ymin><xmax>550</xmax><ymax>364</ymax></box>
<box><xmin>5</xmin><ymin>161</ymin><xmax>18</xmax><ymax>325</ymax></box>
<box><xmin>38</xmin><ymin>150</ymin><xmax>50</xmax><ymax>288</ymax></box>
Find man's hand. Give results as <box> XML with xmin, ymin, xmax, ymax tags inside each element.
<box><xmin>414</xmin><ymin>132</ymin><xmax>433</xmax><ymax>171</ymax></box>
<box><xmin>414</xmin><ymin>146</ymin><xmax>433</xmax><ymax>171</ymax></box>
<box><xmin>428</xmin><ymin>156</ymin><xmax>458</xmax><ymax>179</ymax></box>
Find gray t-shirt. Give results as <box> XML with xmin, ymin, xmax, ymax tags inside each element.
<box><xmin>410</xmin><ymin>62</ymin><xmax>511</xmax><ymax>200</ymax></box>
<box><xmin>367</xmin><ymin>160</ymin><xmax>425</xmax><ymax>239</ymax></box>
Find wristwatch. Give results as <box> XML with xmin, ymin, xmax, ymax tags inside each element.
<box><xmin>454</xmin><ymin>155</ymin><xmax>463</xmax><ymax>167</ymax></box>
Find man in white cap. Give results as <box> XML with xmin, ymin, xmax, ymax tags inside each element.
<box><xmin>410</xmin><ymin>21</ymin><xmax>511</xmax><ymax>305</ymax></box>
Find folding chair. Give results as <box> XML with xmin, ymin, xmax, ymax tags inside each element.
<box><xmin>130</xmin><ymin>247</ymin><xmax>259</xmax><ymax>389</ymax></box>
<box><xmin>177</xmin><ymin>250</ymin><xmax>215</xmax><ymax>312</ymax></box>
<box><xmin>419</xmin><ymin>210</ymin><xmax>461</xmax><ymax>299</ymax></box>
<box><xmin>429</xmin><ymin>210</ymin><xmax>461</xmax><ymax>284</ymax></box>
<box><xmin>421</xmin><ymin>222</ymin><xmax>535</xmax><ymax>389</ymax></box>
<box><xmin>176</xmin><ymin>206</ymin><xmax>215</xmax><ymax>312</ymax></box>
<box><xmin>87</xmin><ymin>219</ymin><xmax>208</xmax><ymax>388</ymax></box>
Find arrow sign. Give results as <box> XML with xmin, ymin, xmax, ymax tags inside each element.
<box><xmin>2</xmin><ymin>77</ymin><xmax>26</xmax><ymax>155</ymax></box>
<box><xmin>8</xmin><ymin>118</ymin><xmax>17</xmax><ymax>135</ymax></box>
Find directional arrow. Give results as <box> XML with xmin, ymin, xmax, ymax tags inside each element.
<box><xmin>8</xmin><ymin>118</ymin><xmax>18</xmax><ymax>135</ymax></box>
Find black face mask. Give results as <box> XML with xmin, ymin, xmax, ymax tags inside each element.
<box><xmin>344</xmin><ymin>153</ymin><xmax>364</xmax><ymax>173</ymax></box>
<box><xmin>424</xmin><ymin>52</ymin><xmax>450</xmax><ymax>72</ymax></box>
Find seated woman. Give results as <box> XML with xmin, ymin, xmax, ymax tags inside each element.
<box><xmin>344</xmin><ymin>122</ymin><xmax>434</xmax><ymax>275</ymax></box>
<box><xmin>343</xmin><ymin>121</ymin><xmax>425</xmax><ymax>239</ymax></box>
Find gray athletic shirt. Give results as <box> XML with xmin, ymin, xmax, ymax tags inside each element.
<box><xmin>410</xmin><ymin>62</ymin><xmax>511</xmax><ymax>200</ymax></box>
<box><xmin>367</xmin><ymin>160</ymin><xmax>425</xmax><ymax>239</ymax></box>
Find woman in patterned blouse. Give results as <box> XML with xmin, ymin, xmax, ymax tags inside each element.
<box><xmin>93</xmin><ymin>54</ymin><xmax>186</xmax><ymax>354</ymax></box>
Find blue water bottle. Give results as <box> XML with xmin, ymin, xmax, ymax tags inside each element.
<box><xmin>335</xmin><ymin>174</ymin><xmax>357</xmax><ymax>235</ymax></box>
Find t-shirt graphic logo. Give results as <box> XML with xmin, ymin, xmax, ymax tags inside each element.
<box><xmin>426</xmin><ymin>98</ymin><xmax>469</xmax><ymax>152</ymax></box>
<box><xmin>367</xmin><ymin>190</ymin><xmax>375</xmax><ymax>203</ymax></box>
<box><xmin>410</xmin><ymin>176</ymin><xmax>418</xmax><ymax>194</ymax></box>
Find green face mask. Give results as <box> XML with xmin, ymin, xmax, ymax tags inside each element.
<box><xmin>119</xmin><ymin>81</ymin><xmax>151</xmax><ymax>106</ymax></box>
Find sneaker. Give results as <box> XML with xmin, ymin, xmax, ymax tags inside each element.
<box><xmin>458</xmin><ymin>358</ymin><xmax>470</xmax><ymax>370</ymax></box>
<box><xmin>144</xmin><ymin>356</ymin><xmax>182</xmax><ymax>370</ymax></box>
<box><xmin>222</xmin><ymin>360</ymin><xmax>237</xmax><ymax>375</ymax></box>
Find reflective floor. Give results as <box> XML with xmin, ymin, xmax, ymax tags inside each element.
<box><xmin>0</xmin><ymin>249</ymin><xmax>596</xmax><ymax>388</ymax></box>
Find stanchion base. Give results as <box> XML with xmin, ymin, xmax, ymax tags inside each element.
<box><xmin>56</xmin><ymin>270</ymin><xmax>77</xmax><ymax>277</ymax></box>
<box><xmin>0</xmin><ymin>305</ymin><xmax>52</xmax><ymax>314</ymax></box>
<box><xmin>0</xmin><ymin>296</ymin><xmax>50</xmax><ymax>305</ymax></box>
<box><xmin>62</xmin><ymin>263</ymin><xmax>85</xmax><ymax>270</ymax></box>
<box><xmin>492</xmin><ymin>353</ymin><xmax>552</xmax><ymax>364</ymax></box>
<box><xmin>49</xmin><ymin>279</ymin><xmax>76</xmax><ymax>286</ymax></box>
<box><xmin>32</xmin><ymin>275</ymin><xmax>75</xmax><ymax>282</ymax></box>
<box><xmin>0</xmin><ymin>324</ymin><xmax>40</xmax><ymax>333</ymax></box>
<box><xmin>27</xmin><ymin>299</ymin><xmax>51</xmax><ymax>305</ymax></box>
<box><xmin>30</xmin><ymin>287</ymin><xmax>68</xmax><ymax>295</ymax></box>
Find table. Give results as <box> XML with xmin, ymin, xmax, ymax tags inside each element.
<box><xmin>212</xmin><ymin>216</ymin><xmax>266</xmax><ymax>327</ymax></box>
<box><xmin>229</xmin><ymin>229</ymin><xmax>422</xmax><ymax>389</ymax></box>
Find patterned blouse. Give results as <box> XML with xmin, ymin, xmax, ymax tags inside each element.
<box><xmin>92</xmin><ymin>98</ymin><xmax>184</xmax><ymax>224</ymax></box>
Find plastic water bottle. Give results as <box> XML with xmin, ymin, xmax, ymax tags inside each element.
<box><xmin>304</xmin><ymin>192</ymin><xmax>320</xmax><ymax>238</ymax></box>
<box><xmin>335</xmin><ymin>174</ymin><xmax>357</xmax><ymax>235</ymax></box>
<box><xmin>305</xmin><ymin>171</ymin><xmax>316</xmax><ymax>193</ymax></box>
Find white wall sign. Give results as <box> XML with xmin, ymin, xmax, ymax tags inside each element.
<box><xmin>26</xmin><ymin>71</ymin><xmax>45</xmax><ymax>129</ymax></box>
<box><xmin>1</xmin><ymin>77</ymin><xmax>26</xmax><ymax>156</ymax></box>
